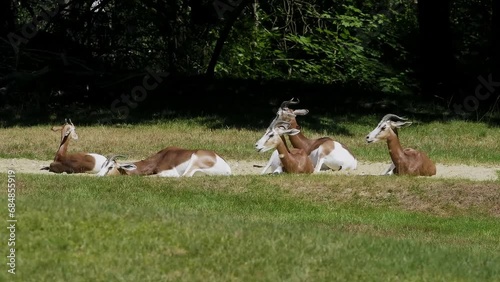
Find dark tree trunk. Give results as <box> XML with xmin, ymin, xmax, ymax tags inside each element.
<box><xmin>417</xmin><ymin>0</ymin><xmax>455</xmax><ymax>100</ymax></box>
<box><xmin>206</xmin><ymin>0</ymin><xmax>252</xmax><ymax>78</ymax></box>
<box><xmin>0</xmin><ymin>0</ymin><xmax>15</xmax><ymax>38</ymax></box>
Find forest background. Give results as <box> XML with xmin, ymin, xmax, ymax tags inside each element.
<box><xmin>0</xmin><ymin>0</ymin><xmax>499</xmax><ymax>126</ymax></box>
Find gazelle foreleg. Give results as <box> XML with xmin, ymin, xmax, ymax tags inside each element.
<box><xmin>261</xmin><ymin>150</ymin><xmax>283</xmax><ymax>174</ymax></box>
<box><xmin>313</xmin><ymin>157</ymin><xmax>326</xmax><ymax>173</ymax></box>
<box><xmin>382</xmin><ymin>163</ymin><xmax>395</xmax><ymax>175</ymax></box>
<box><xmin>310</xmin><ymin>149</ymin><xmax>326</xmax><ymax>173</ymax></box>
<box><xmin>182</xmin><ymin>153</ymin><xmax>204</xmax><ymax>177</ymax></box>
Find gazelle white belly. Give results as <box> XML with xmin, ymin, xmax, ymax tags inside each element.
<box><xmin>200</xmin><ymin>155</ymin><xmax>232</xmax><ymax>176</ymax></box>
<box><xmin>183</xmin><ymin>155</ymin><xmax>232</xmax><ymax>176</ymax></box>
<box><xmin>156</xmin><ymin>168</ymin><xmax>181</xmax><ymax>177</ymax></box>
<box><xmin>312</xmin><ymin>142</ymin><xmax>357</xmax><ymax>171</ymax></box>
<box><xmin>323</xmin><ymin>141</ymin><xmax>357</xmax><ymax>170</ymax></box>
<box><xmin>156</xmin><ymin>160</ymin><xmax>190</xmax><ymax>177</ymax></box>
<box><xmin>89</xmin><ymin>153</ymin><xmax>107</xmax><ymax>173</ymax></box>
<box><xmin>155</xmin><ymin>155</ymin><xmax>231</xmax><ymax>177</ymax></box>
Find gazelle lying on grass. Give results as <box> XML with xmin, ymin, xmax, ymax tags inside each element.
<box><xmin>96</xmin><ymin>147</ymin><xmax>232</xmax><ymax>177</ymax></box>
<box><xmin>41</xmin><ymin>119</ymin><xmax>107</xmax><ymax>174</ymax></box>
<box><xmin>260</xmin><ymin>98</ymin><xmax>357</xmax><ymax>174</ymax></box>
<box><xmin>255</xmin><ymin>121</ymin><xmax>314</xmax><ymax>174</ymax></box>
<box><xmin>366</xmin><ymin>114</ymin><xmax>436</xmax><ymax>176</ymax></box>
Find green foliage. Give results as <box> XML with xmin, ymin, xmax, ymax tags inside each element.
<box><xmin>1</xmin><ymin>0</ymin><xmax>497</xmax><ymax>111</ymax></box>
<box><xmin>217</xmin><ymin>1</ymin><xmax>418</xmax><ymax>94</ymax></box>
<box><xmin>4</xmin><ymin>1</ymin><xmax>218</xmax><ymax>73</ymax></box>
<box><xmin>215</xmin><ymin>20</ymin><xmax>285</xmax><ymax>78</ymax></box>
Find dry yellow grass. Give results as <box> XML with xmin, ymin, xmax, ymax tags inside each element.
<box><xmin>0</xmin><ymin>119</ymin><xmax>499</xmax><ymax>165</ymax></box>
<box><xmin>0</xmin><ymin>122</ymin><xmax>266</xmax><ymax>161</ymax></box>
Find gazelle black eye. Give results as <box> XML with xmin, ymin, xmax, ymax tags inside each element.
<box><xmin>269</xmin><ymin>133</ymin><xmax>274</xmax><ymax>138</ymax></box>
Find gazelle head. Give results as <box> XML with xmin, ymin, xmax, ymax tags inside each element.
<box><xmin>275</xmin><ymin>98</ymin><xmax>309</xmax><ymax>124</ymax></box>
<box><xmin>366</xmin><ymin>114</ymin><xmax>412</xmax><ymax>143</ymax></box>
<box><xmin>97</xmin><ymin>155</ymin><xmax>137</xmax><ymax>176</ymax></box>
<box><xmin>255</xmin><ymin>121</ymin><xmax>300</xmax><ymax>153</ymax></box>
<box><xmin>263</xmin><ymin>98</ymin><xmax>309</xmax><ymax>134</ymax></box>
<box><xmin>52</xmin><ymin>118</ymin><xmax>78</xmax><ymax>140</ymax></box>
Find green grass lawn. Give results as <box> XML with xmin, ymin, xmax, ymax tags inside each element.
<box><xmin>0</xmin><ymin>118</ymin><xmax>499</xmax><ymax>281</ymax></box>
<box><xmin>1</xmin><ymin>174</ymin><xmax>499</xmax><ymax>281</ymax></box>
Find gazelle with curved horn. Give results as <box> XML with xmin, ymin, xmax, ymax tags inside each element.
<box><xmin>96</xmin><ymin>147</ymin><xmax>232</xmax><ymax>177</ymax></box>
<box><xmin>365</xmin><ymin>114</ymin><xmax>436</xmax><ymax>176</ymax></box>
<box><xmin>255</xmin><ymin>121</ymin><xmax>314</xmax><ymax>174</ymax></box>
<box><xmin>260</xmin><ymin>98</ymin><xmax>357</xmax><ymax>174</ymax></box>
<box><xmin>41</xmin><ymin>119</ymin><xmax>107</xmax><ymax>174</ymax></box>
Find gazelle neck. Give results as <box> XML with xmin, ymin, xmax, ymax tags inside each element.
<box><xmin>386</xmin><ymin>130</ymin><xmax>405</xmax><ymax>166</ymax></box>
<box><xmin>54</xmin><ymin>134</ymin><xmax>70</xmax><ymax>161</ymax></box>
<box><xmin>288</xmin><ymin>119</ymin><xmax>313</xmax><ymax>148</ymax></box>
<box><xmin>275</xmin><ymin>138</ymin><xmax>294</xmax><ymax>167</ymax></box>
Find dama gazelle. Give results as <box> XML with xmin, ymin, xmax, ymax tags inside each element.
<box><xmin>260</xmin><ymin>98</ymin><xmax>357</xmax><ymax>174</ymax></box>
<box><xmin>366</xmin><ymin>114</ymin><xmax>436</xmax><ymax>176</ymax></box>
<box><xmin>96</xmin><ymin>147</ymin><xmax>232</xmax><ymax>177</ymax></box>
<box><xmin>41</xmin><ymin>119</ymin><xmax>107</xmax><ymax>174</ymax></box>
<box><xmin>255</xmin><ymin>121</ymin><xmax>314</xmax><ymax>174</ymax></box>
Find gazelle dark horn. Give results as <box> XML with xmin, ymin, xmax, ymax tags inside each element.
<box><xmin>280</xmin><ymin>97</ymin><xmax>300</xmax><ymax>109</ymax></box>
<box><xmin>381</xmin><ymin>114</ymin><xmax>407</xmax><ymax>122</ymax></box>
<box><xmin>106</xmin><ymin>154</ymin><xmax>127</xmax><ymax>161</ymax></box>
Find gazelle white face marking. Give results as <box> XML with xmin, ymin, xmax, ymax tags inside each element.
<box><xmin>366</xmin><ymin>115</ymin><xmax>412</xmax><ymax>143</ymax></box>
<box><xmin>63</xmin><ymin>119</ymin><xmax>78</xmax><ymax>140</ymax></box>
<box><xmin>97</xmin><ymin>155</ymin><xmax>136</xmax><ymax>176</ymax></box>
<box><xmin>97</xmin><ymin>158</ymin><xmax>117</xmax><ymax>176</ymax></box>
<box><xmin>366</xmin><ymin>120</ymin><xmax>391</xmax><ymax>143</ymax></box>
<box><xmin>255</xmin><ymin>127</ymin><xmax>279</xmax><ymax>153</ymax></box>
<box><xmin>255</xmin><ymin>123</ymin><xmax>300</xmax><ymax>153</ymax></box>
<box><xmin>66</xmin><ymin>125</ymin><xmax>79</xmax><ymax>140</ymax></box>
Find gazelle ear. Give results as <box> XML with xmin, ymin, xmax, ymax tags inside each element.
<box><xmin>119</xmin><ymin>164</ymin><xmax>137</xmax><ymax>170</ymax></box>
<box><xmin>278</xmin><ymin>109</ymin><xmax>296</xmax><ymax>118</ymax></box>
<box><xmin>284</xmin><ymin>128</ymin><xmax>300</xmax><ymax>136</ymax></box>
<box><xmin>391</xmin><ymin>121</ymin><xmax>412</xmax><ymax>128</ymax></box>
<box><xmin>288</xmin><ymin>128</ymin><xmax>300</xmax><ymax>135</ymax></box>
<box><xmin>51</xmin><ymin>126</ymin><xmax>63</xmax><ymax>132</ymax></box>
<box><xmin>292</xmin><ymin>109</ymin><xmax>309</xmax><ymax>116</ymax></box>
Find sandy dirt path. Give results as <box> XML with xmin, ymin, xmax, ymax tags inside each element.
<box><xmin>0</xmin><ymin>158</ymin><xmax>498</xmax><ymax>181</ymax></box>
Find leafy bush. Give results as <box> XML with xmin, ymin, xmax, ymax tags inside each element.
<box><xmin>217</xmin><ymin>1</ymin><xmax>418</xmax><ymax>94</ymax></box>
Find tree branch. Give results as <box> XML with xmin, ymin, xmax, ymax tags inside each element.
<box><xmin>206</xmin><ymin>0</ymin><xmax>252</xmax><ymax>78</ymax></box>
